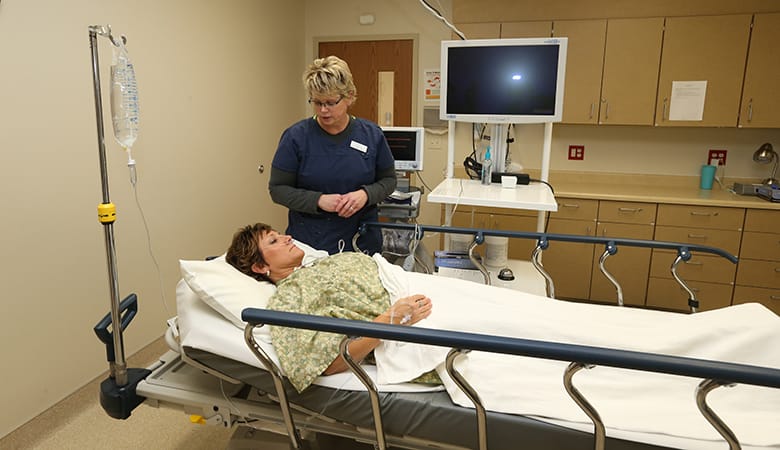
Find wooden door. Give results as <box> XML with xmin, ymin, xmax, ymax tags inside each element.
<box><xmin>319</xmin><ymin>40</ymin><xmax>414</xmax><ymax>126</ymax></box>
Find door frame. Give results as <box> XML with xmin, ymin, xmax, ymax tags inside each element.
<box><xmin>311</xmin><ymin>34</ymin><xmax>420</xmax><ymax>125</ymax></box>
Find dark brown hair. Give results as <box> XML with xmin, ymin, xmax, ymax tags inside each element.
<box><xmin>226</xmin><ymin>223</ymin><xmax>273</xmax><ymax>283</ymax></box>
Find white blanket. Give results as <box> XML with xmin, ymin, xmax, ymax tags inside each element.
<box><xmin>372</xmin><ymin>255</ymin><xmax>780</xmax><ymax>449</ymax></box>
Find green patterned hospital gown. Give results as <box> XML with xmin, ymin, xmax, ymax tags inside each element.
<box><xmin>268</xmin><ymin>252</ymin><xmax>391</xmax><ymax>392</ymax></box>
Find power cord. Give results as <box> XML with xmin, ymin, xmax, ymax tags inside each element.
<box><xmin>529</xmin><ymin>178</ymin><xmax>555</xmax><ymax>196</ymax></box>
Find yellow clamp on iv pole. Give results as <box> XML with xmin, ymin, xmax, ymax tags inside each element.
<box><xmin>98</xmin><ymin>202</ymin><xmax>117</xmax><ymax>224</ymax></box>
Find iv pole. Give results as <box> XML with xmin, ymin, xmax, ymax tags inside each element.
<box><xmin>89</xmin><ymin>24</ymin><xmax>127</xmax><ymax>386</ymax></box>
<box><xmin>89</xmin><ymin>24</ymin><xmax>149</xmax><ymax>419</ymax></box>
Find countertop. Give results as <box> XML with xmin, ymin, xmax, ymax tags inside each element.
<box><xmin>546</xmin><ymin>172</ymin><xmax>780</xmax><ymax>210</ymax></box>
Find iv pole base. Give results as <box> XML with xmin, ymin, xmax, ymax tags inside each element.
<box><xmin>99</xmin><ymin>367</ymin><xmax>152</xmax><ymax>419</ymax></box>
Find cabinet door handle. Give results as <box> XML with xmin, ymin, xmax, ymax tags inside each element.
<box><xmin>771</xmin><ymin>295</ymin><xmax>780</xmax><ymax>300</ymax></box>
<box><xmin>662</xmin><ymin>98</ymin><xmax>668</xmax><ymax>121</ymax></box>
<box><xmin>684</xmin><ymin>260</ymin><xmax>703</xmax><ymax>266</ymax></box>
<box><xmin>560</xmin><ymin>203</ymin><xmax>580</xmax><ymax>209</ymax></box>
<box><xmin>747</xmin><ymin>98</ymin><xmax>753</xmax><ymax>122</ymax></box>
<box><xmin>589</xmin><ymin>103</ymin><xmax>595</xmax><ymax>120</ymax></box>
<box><xmin>604</xmin><ymin>100</ymin><xmax>610</xmax><ymax>120</ymax></box>
<box><xmin>775</xmin><ymin>267</ymin><xmax>780</xmax><ymax>273</ymax></box>
<box><xmin>687</xmin><ymin>234</ymin><xmax>707</xmax><ymax>239</ymax></box>
<box><xmin>689</xmin><ymin>211</ymin><xmax>719</xmax><ymax>217</ymax></box>
<box><xmin>618</xmin><ymin>207</ymin><xmax>643</xmax><ymax>213</ymax></box>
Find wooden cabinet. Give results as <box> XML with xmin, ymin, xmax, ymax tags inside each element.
<box><xmin>655</xmin><ymin>14</ymin><xmax>752</xmax><ymax>127</ymax></box>
<box><xmin>500</xmin><ymin>21</ymin><xmax>552</xmax><ymax>38</ymax></box>
<box><xmin>455</xmin><ymin>23</ymin><xmax>500</xmax><ymax>39</ymax></box>
<box><xmin>542</xmin><ymin>198</ymin><xmax>598</xmax><ymax>299</ymax></box>
<box><xmin>590</xmin><ymin>201</ymin><xmax>656</xmax><ymax>306</ymax></box>
<box><xmin>733</xmin><ymin>209</ymin><xmax>780</xmax><ymax>315</ymax></box>
<box><xmin>648</xmin><ymin>204</ymin><xmax>744</xmax><ymax>312</ymax></box>
<box><xmin>739</xmin><ymin>13</ymin><xmax>780</xmax><ymax>128</ymax></box>
<box><xmin>441</xmin><ymin>197</ymin><xmax>777</xmax><ymax>315</ymax></box>
<box><xmin>598</xmin><ymin>18</ymin><xmax>664</xmax><ymax>125</ymax></box>
<box><xmin>552</xmin><ymin>20</ymin><xmax>607</xmax><ymax>125</ymax></box>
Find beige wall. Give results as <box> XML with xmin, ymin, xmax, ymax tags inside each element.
<box><xmin>0</xmin><ymin>0</ymin><xmax>302</xmax><ymax>438</ymax></box>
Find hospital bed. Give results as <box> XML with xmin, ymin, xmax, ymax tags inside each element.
<box><xmin>94</xmin><ymin>222</ymin><xmax>780</xmax><ymax>450</ymax></box>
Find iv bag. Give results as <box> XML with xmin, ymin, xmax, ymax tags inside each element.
<box><xmin>110</xmin><ymin>40</ymin><xmax>139</xmax><ymax>149</ymax></box>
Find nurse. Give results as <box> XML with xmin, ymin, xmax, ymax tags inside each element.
<box><xmin>269</xmin><ymin>56</ymin><xmax>397</xmax><ymax>255</ymax></box>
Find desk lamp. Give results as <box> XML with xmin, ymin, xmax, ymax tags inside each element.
<box><xmin>753</xmin><ymin>142</ymin><xmax>778</xmax><ymax>186</ymax></box>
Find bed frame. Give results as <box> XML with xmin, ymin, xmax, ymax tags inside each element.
<box><xmin>94</xmin><ymin>222</ymin><xmax>779</xmax><ymax>450</ymax></box>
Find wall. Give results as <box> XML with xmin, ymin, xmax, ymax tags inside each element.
<box><xmin>0</xmin><ymin>0</ymin><xmax>302</xmax><ymax>438</ymax></box>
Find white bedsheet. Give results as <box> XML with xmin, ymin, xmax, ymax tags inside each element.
<box><xmin>372</xmin><ymin>256</ymin><xmax>780</xmax><ymax>449</ymax></box>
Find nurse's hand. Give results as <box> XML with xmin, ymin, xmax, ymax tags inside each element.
<box><xmin>318</xmin><ymin>193</ymin><xmax>343</xmax><ymax>213</ymax></box>
<box><xmin>336</xmin><ymin>189</ymin><xmax>368</xmax><ymax>218</ymax></box>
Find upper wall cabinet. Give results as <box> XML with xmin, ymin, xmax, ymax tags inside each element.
<box><xmin>500</xmin><ymin>21</ymin><xmax>552</xmax><ymax>38</ymax></box>
<box><xmin>454</xmin><ymin>23</ymin><xmax>500</xmax><ymax>39</ymax></box>
<box><xmin>599</xmin><ymin>18</ymin><xmax>664</xmax><ymax>126</ymax></box>
<box><xmin>739</xmin><ymin>13</ymin><xmax>780</xmax><ymax>128</ymax></box>
<box><xmin>552</xmin><ymin>20</ymin><xmax>607</xmax><ymax>125</ymax></box>
<box><xmin>655</xmin><ymin>15</ymin><xmax>752</xmax><ymax>127</ymax></box>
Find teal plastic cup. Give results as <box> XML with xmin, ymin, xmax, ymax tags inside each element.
<box><xmin>700</xmin><ymin>164</ymin><xmax>717</xmax><ymax>190</ymax></box>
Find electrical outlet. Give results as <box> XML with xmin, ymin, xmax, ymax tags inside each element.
<box><xmin>708</xmin><ymin>149</ymin><xmax>727</xmax><ymax>166</ymax></box>
<box><xmin>568</xmin><ymin>145</ymin><xmax>584</xmax><ymax>161</ymax></box>
<box><xmin>429</xmin><ymin>135</ymin><xmax>442</xmax><ymax>149</ymax></box>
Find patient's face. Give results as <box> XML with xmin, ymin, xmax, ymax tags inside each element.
<box><xmin>257</xmin><ymin>230</ymin><xmax>305</xmax><ymax>270</ymax></box>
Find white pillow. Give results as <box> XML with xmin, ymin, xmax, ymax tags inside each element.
<box><xmin>180</xmin><ymin>255</ymin><xmax>276</xmax><ymax>330</ymax></box>
<box><xmin>179</xmin><ymin>239</ymin><xmax>327</xmax><ymax>331</ymax></box>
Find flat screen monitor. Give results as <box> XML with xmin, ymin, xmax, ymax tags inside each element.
<box><xmin>440</xmin><ymin>37</ymin><xmax>568</xmax><ymax>124</ymax></box>
<box><xmin>382</xmin><ymin>126</ymin><xmax>424</xmax><ymax>172</ymax></box>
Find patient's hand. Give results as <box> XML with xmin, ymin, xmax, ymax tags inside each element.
<box><xmin>388</xmin><ymin>295</ymin><xmax>432</xmax><ymax>325</ymax></box>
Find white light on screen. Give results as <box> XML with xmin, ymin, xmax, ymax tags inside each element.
<box><xmin>512</xmin><ymin>74</ymin><xmax>523</xmax><ymax>80</ymax></box>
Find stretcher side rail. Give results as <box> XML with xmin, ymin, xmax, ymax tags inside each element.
<box><xmin>356</xmin><ymin>221</ymin><xmax>738</xmax><ymax>312</ymax></box>
<box><xmin>243</xmin><ymin>309</ymin><xmax>780</xmax><ymax>450</ymax></box>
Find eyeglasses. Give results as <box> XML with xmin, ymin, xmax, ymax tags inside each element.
<box><xmin>308</xmin><ymin>96</ymin><xmax>343</xmax><ymax>109</ymax></box>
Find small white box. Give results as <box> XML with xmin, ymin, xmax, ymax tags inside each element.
<box><xmin>501</xmin><ymin>175</ymin><xmax>517</xmax><ymax>188</ymax></box>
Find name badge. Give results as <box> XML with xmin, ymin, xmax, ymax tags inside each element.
<box><xmin>350</xmin><ymin>140</ymin><xmax>368</xmax><ymax>153</ymax></box>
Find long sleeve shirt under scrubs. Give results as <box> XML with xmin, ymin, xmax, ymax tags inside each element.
<box><xmin>269</xmin><ymin>116</ymin><xmax>396</xmax><ymax>255</ymax></box>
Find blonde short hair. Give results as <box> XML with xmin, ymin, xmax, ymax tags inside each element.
<box><xmin>303</xmin><ymin>55</ymin><xmax>357</xmax><ymax>101</ymax></box>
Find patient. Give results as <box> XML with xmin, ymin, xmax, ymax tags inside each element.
<box><xmin>226</xmin><ymin>223</ymin><xmax>435</xmax><ymax>391</ymax></box>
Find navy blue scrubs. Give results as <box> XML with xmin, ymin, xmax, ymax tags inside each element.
<box><xmin>271</xmin><ymin>117</ymin><xmax>395</xmax><ymax>255</ymax></box>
